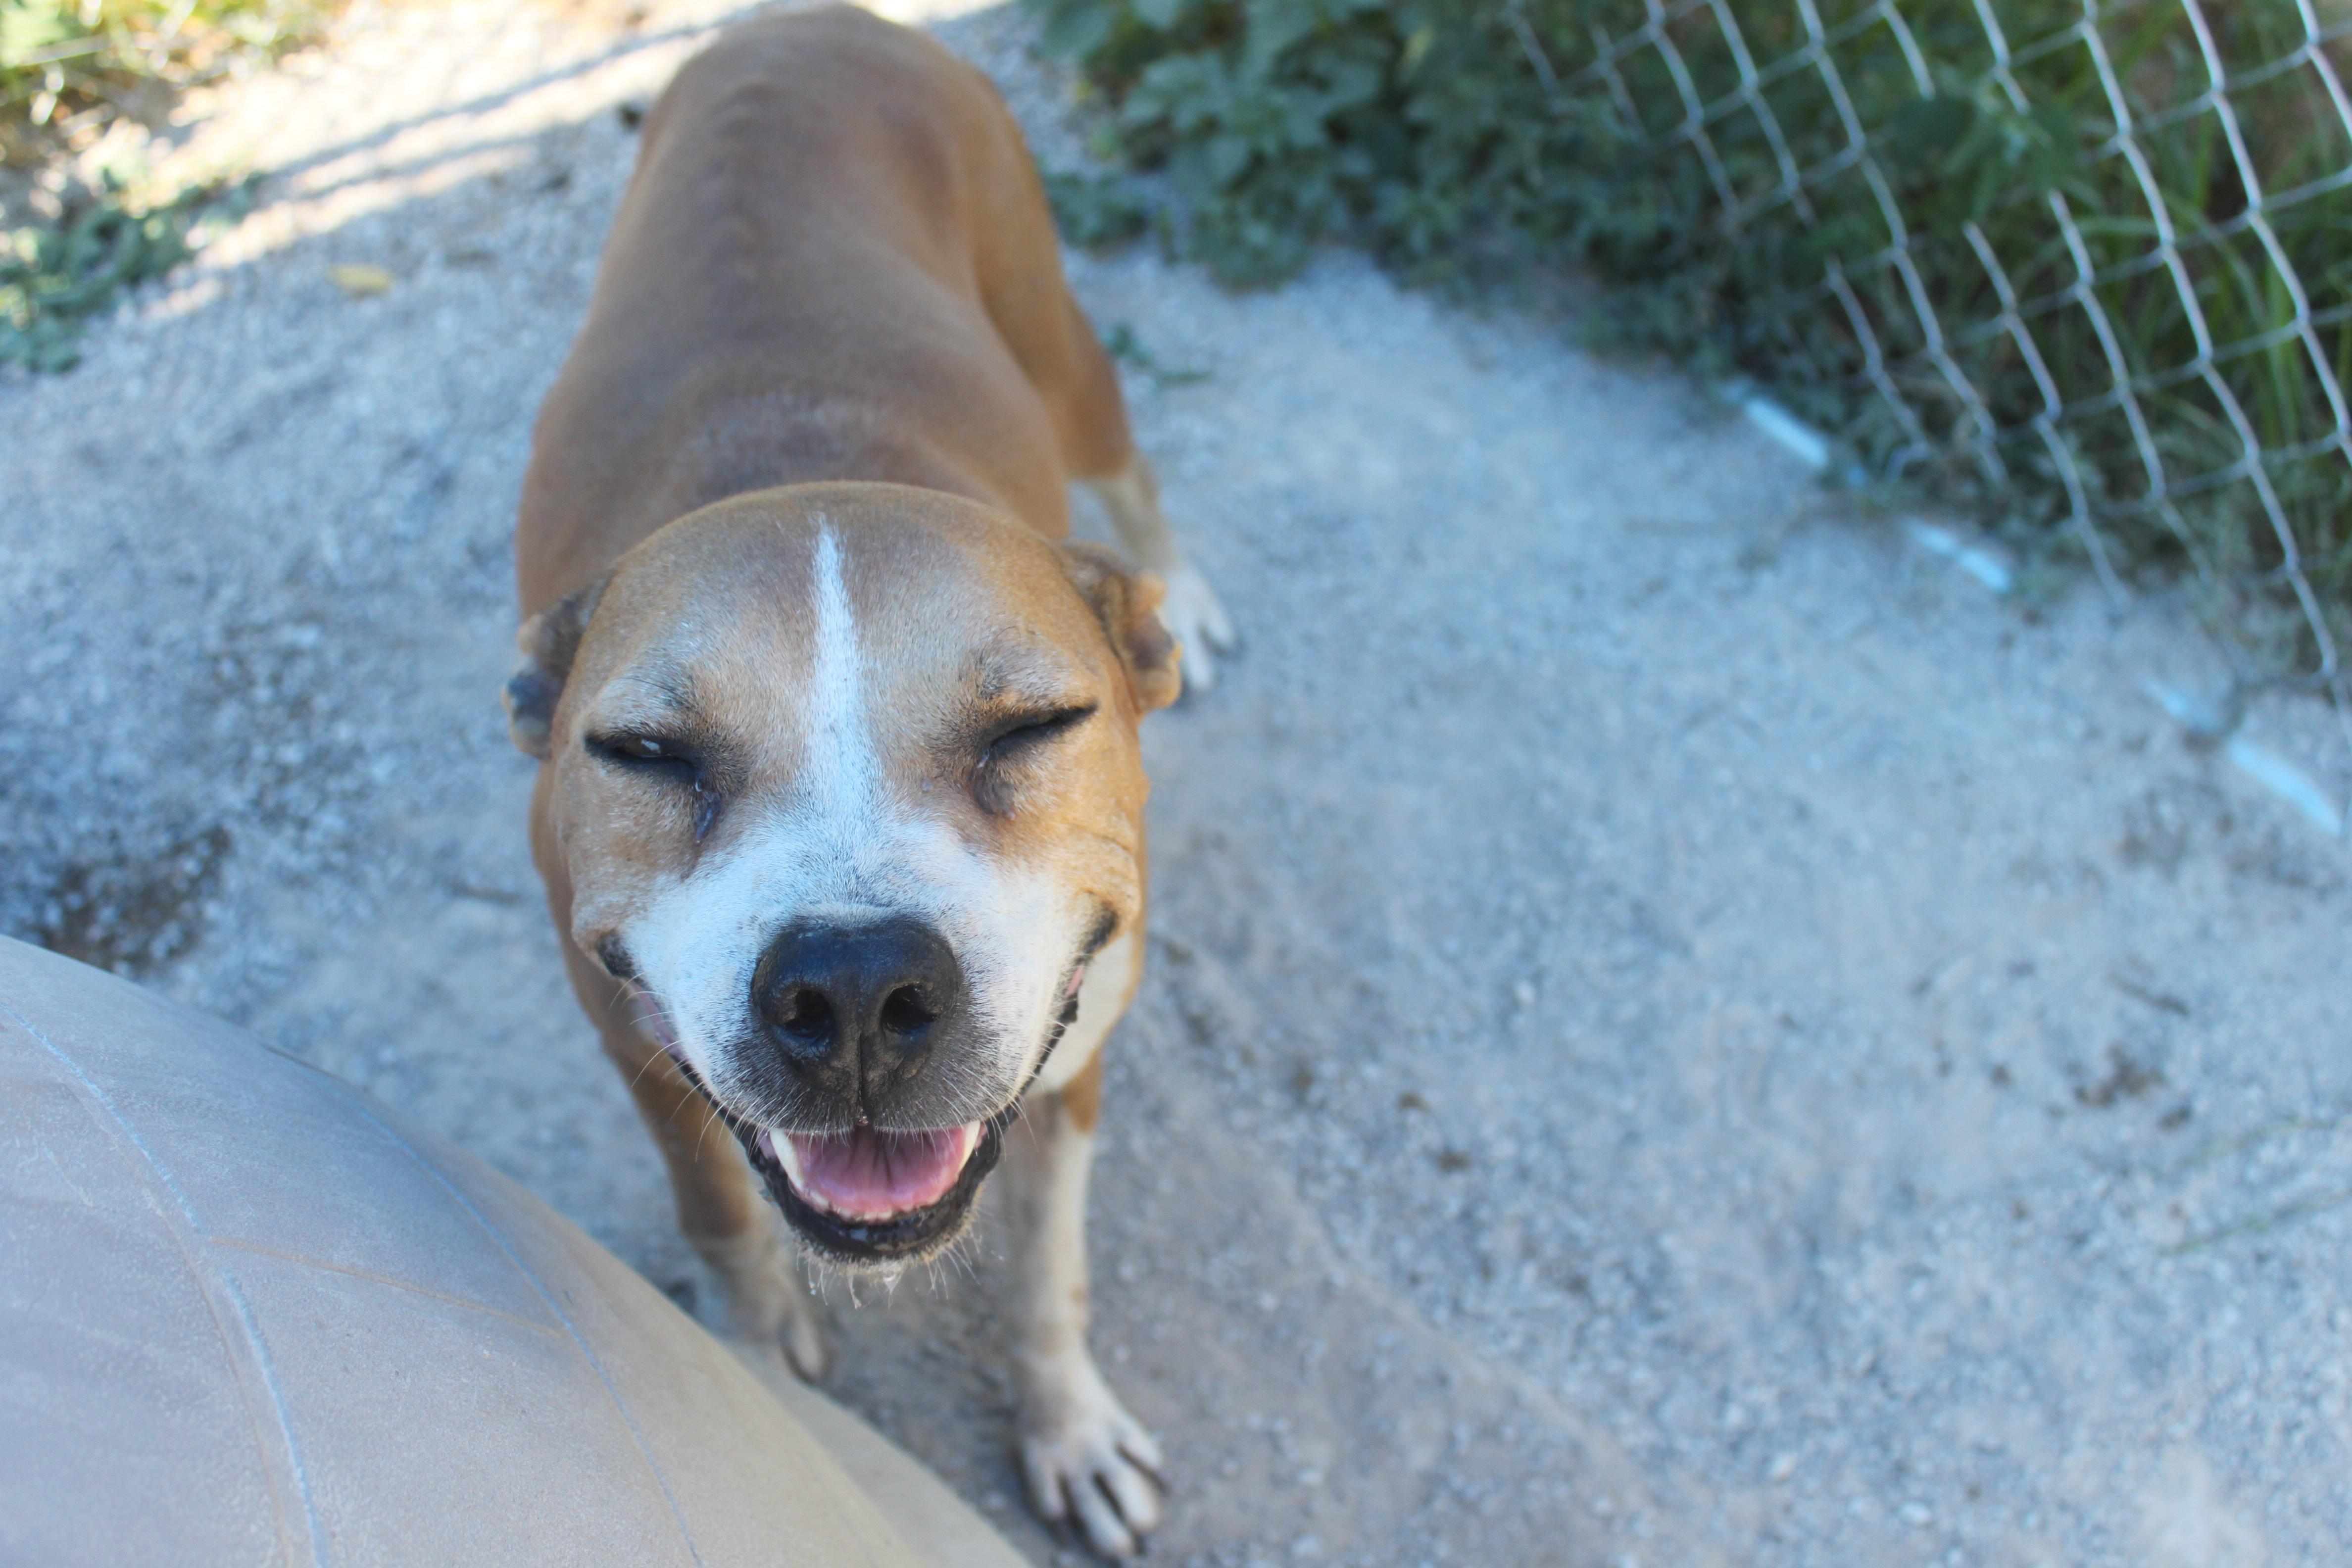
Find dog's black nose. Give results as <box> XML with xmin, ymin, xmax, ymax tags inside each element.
<box><xmin>750</xmin><ymin>917</ymin><xmax>964</xmax><ymax>1101</ymax></box>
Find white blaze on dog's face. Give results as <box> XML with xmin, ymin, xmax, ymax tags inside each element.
<box><xmin>520</xmin><ymin>485</ymin><xmax>1177</xmax><ymax>1263</ymax></box>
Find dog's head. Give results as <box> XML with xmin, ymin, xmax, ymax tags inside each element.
<box><xmin>508</xmin><ymin>484</ymin><xmax>1177</xmax><ymax>1267</ymax></box>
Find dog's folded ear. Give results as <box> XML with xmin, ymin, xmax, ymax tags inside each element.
<box><xmin>504</xmin><ymin>579</ymin><xmax>606</xmax><ymax>758</ymax></box>
<box><xmin>1059</xmin><ymin>541</ymin><xmax>1182</xmax><ymax>714</ymax></box>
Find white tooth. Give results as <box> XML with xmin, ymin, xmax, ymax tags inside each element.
<box><xmin>768</xmin><ymin>1128</ymin><xmax>811</xmax><ymax>1197</ymax></box>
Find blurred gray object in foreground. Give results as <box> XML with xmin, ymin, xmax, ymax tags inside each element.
<box><xmin>0</xmin><ymin>936</ymin><xmax>1025</xmax><ymax>1568</ymax></box>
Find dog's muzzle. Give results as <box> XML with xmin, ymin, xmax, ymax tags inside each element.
<box><xmin>642</xmin><ymin>913</ymin><xmax>1100</xmax><ymax>1267</ymax></box>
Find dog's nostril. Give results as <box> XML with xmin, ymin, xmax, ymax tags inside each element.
<box><xmin>775</xmin><ymin>987</ymin><xmax>833</xmax><ymax>1040</ymax></box>
<box><xmin>750</xmin><ymin>915</ymin><xmax>964</xmax><ymax>1087</ymax></box>
<box><xmin>879</xmin><ymin>984</ymin><xmax>935</xmax><ymax>1036</ymax></box>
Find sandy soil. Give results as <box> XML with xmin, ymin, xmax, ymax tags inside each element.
<box><xmin>6</xmin><ymin>3</ymin><xmax>2351</xmax><ymax>1564</ymax></box>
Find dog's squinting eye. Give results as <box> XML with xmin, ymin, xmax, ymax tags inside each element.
<box><xmin>588</xmin><ymin>734</ymin><xmax>721</xmax><ymax>840</ymax></box>
<box><xmin>981</xmin><ymin>705</ymin><xmax>1095</xmax><ymax>763</ymax></box>
<box><xmin>592</xmin><ymin>733</ymin><xmax>693</xmax><ymax>767</ymax></box>
<box><xmin>971</xmin><ymin>705</ymin><xmax>1095</xmax><ymax>814</ymax></box>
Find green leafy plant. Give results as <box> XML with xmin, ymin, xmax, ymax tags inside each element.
<box><xmin>1044</xmin><ymin>167</ymin><xmax>1156</xmax><ymax>247</ymax></box>
<box><xmin>3</xmin><ymin>0</ymin><xmax>325</xmax><ymax>138</ymax></box>
<box><xmin>1030</xmin><ymin>0</ymin><xmax>2352</xmax><ymax>666</ymax></box>
<box><xmin>2</xmin><ymin>171</ymin><xmax>250</xmax><ymax>370</ymax></box>
<box><xmin>3</xmin><ymin>1</ymin><xmax>322</xmax><ymax>372</ymax></box>
<box><xmin>1102</xmin><ymin>319</ymin><xmax>1210</xmax><ymax>383</ymax></box>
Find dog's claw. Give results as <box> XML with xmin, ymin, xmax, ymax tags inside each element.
<box><xmin>693</xmin><ymin>1224</ymin><xmax>828</xmax><ymax>1380</ymax></box>
<box><xmin>1021</xmin><ymin>1359</ymin><xmax>1163</xmax><ymax>1560</ymax></box>
<box><xmin>1156</xmin><ymin>562</ymin><xmax>1234</xmax><ymax>695</ymax></box>
<box><xmin>781</xmin><ymin>1301</ymin><xmax>829</xmax><ymax>1381</ymax></box>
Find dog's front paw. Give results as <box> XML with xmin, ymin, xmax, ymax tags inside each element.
<box><xmin>774</xmin><ymin>1297</ymin><xmax>829</xmax><ymax>1381</ymax></box>
<box><xmin>691</xmin><ymin>1225</ymin><xmax>829</xmax><ymax>1380</ymax></box>
<box><xmin>1155</xmin><ymin>561</ymin><xmax>1235</xmax><ymax>694</ymax></box>
<box><xmin>1020</xmin><ymin>1356</ymin><xmax>1164</xmax><ymax>1560</ymax></box>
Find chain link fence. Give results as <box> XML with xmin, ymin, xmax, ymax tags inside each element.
<box><xmin>1045</xmin><ymin>0</ymin><xmax>2352</xmax><ymax>818</ymax></box>
<box><xmin>1509</xmin><ymin>0</ymin><xmax>2351</xmax><ymax>739</ymax></box>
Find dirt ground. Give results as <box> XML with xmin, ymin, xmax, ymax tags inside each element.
<box><xmin>6</xmin><ymin>2</ymin><xmax>2352</xmax><ymax>1564</ymax></box>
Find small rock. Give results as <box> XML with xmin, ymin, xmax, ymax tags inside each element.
<box><xmin>327</xmin><ymin>264</ymin><xmax>394</xmax><ymax>296</ymax></box>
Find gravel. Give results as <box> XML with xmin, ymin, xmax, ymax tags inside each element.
<box><xmin>5</xmin><ymin>2</ymin><xmax>2349</xmax><ymax>1564</ymax></box>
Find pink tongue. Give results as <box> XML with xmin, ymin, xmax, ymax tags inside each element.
<box><xmin>786</xmin><ymin>1125</ymin><xmax>977</xmax><ymax>1221</ymax></box>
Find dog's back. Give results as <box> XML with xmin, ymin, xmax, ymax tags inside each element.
<box><xmin>516</xmin><ymin>6</ymin><xmax>1126</xmax><ymax>616</ymax></box>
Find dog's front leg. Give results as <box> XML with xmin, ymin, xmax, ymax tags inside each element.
<box><xmin>555</xmin><ymin>935</ymin><xmax>828</xmax><ymax>1380</ymax></box>
<box><xmin>601</xmin><ymin>1017</ymin><xmax>830</xmax><ymax>1382</ymax></box>
<box><xmin>1001</xmin><ymin>1053</ymin><xmax>1163</xmax><ymax>1558</ymax></box>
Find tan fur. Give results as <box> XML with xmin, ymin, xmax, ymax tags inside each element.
<box><xmin>516</xmin><ymin>6</ymin><xmax>1133</xmax><ymax>619</ymax></box>
<box><xmin>511</xmin><ymin>8</ymin><xmax>1198</xmax><ymax>1556</ymax></box>
<box><xmin>1059</xmin><ymin>1051</ymin><xmax>1105</xmax><ymax>1135</ymax></box>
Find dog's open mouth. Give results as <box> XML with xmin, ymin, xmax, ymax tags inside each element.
<box><xmin>772</xmin><ymin>1124</ymin><xmax>978</xmax><ymax>1218</ymax></box>
<box><xmin>741</xmin><ymin>1116</ymin><xmax>1006</xmax><ymax>1263</ymax></box>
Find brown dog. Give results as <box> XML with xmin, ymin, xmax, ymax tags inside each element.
<box><xmin>503</xmin><ymin>6</ymin><xmax>1229</xmax><ymax>1558</ymax></box>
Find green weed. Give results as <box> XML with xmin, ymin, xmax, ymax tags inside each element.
<box><xmin>3</xmin><ymin>0</ymin><xmax>325</xmax><ymax>142</ymax></box>
<box><xmin>1102</xmin><ymin>319</ymin><xmax>1211</xmax><ymax>384</ymax></box>
<box><xmin>1045</xmin><ymin>167</ymin><xmax>1156</xmax><ymax>247</ymax></box>
<box><xmin>3</xmin><ymin>1</ymin><xmax>323</xmax><ymax>371</ymax></box>
<box><xmin>1030</xmin><ymin>0</ymin><xmax>2352</xmax><ymax>661</ymax></box>
<box><xmin>2</xmin><ymin>171</ymin><xmax>250</xmax><ymax>370</ymax></box>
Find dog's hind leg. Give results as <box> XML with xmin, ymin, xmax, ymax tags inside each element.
<box><xmin>1080</xmin><ymin>451</ymin><xmax>1234</xmax><ymax>691</ymax></box>
<box><xmin>999</xmin><ymin>1053</ymin><xmax>1162</xmax><ymax>1558</ymax></box>
<box><xmin>964</xmin><ymin>89</ymin><xmax>1234</xmax><ymax>691</ymax></box>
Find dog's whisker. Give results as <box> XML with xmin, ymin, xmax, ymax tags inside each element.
<box><xmin>622</xmin><ymin>1047</ymin><xmax>668</xmax><ymax>1097</ymax></box>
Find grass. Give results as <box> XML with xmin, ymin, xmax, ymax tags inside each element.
<box><xmin>1029</xmin><ymin>0</ymin><xmax>2352</xmax><ymax>674</ymax></box>
<box><xmin>2</xmin><ymin>0</ymin><xmax>327</xmax><ymax>370</ymax></box>
<box><xmin>2</xmin><ymin>0</ymin><xmax>325</xmax><ymax>143</ymax></box>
